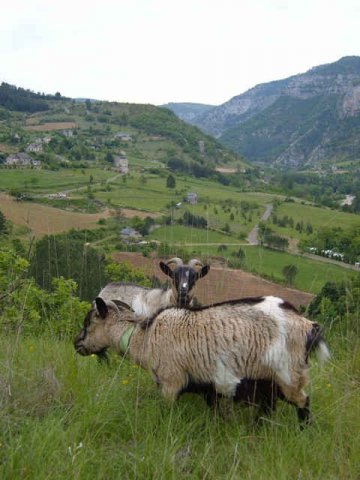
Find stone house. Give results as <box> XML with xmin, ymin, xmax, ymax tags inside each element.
<box><xmin>120</xmin><ymin>227</ymin><xmax>142</xmax><ymax>244</ymax></box>
<box><xmin>114</xmin><ymin>132</ymin><xmax>132</xmax><ymax>141</ymax></box>
<box><xmin>186</xmin><ymin>192</ymin><xmax>198</xmax><ymax>205</ymax></box>
<box><xmin>26</xmin><ymin>142</ymin><xmax>43</xmax><ymax>153</ymax></box>
<box><xmin>5</xmin><ymin>152</ymin><xmax>40</xmax><ymax>167</ymax></box>
<box><xmin>113</xmin><ymin>154</ymin><xmax>129</xmax><ymax>173</ymax></box>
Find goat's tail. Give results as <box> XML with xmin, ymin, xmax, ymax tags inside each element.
<box><xmin>306</xmin><ymin>322</ymin><xmax>331</xmax><ymax>365</ymax></box>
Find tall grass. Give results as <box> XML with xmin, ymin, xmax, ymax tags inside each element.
<box><xmin>1</xmin><ymin>327</ymin><xmax>359</xmax><ymax>479</ymax></box>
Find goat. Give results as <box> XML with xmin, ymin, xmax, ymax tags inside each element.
<box><xmin>74</xmin><ymin>295</ymin><xmax>330</xmax><ymax>426</ymax></box>
<box><xmin>98</xmin><ymin>257</ymin><xmax>210</xmax><ymax>316</ymax></box>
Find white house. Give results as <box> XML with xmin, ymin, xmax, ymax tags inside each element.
<box><xmin>5</xmin><ymin>153</ymin><xmax>40</xmax><ymax>167</ymax></box>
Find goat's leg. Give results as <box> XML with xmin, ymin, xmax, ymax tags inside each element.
<box><xmin>296</xmin><ymin>396</ymin><xmax>311</xmax><ymax>428</ymax></box>
<box><xmin>276</xmin><ymin>380</ymin><xmax>311</xmax><ymax>427</ymax></box>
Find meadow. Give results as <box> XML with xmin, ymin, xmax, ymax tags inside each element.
<box><xmin>1</xmin><ymin>324</ymin><xmax>359</xmax><ymax>479</ymax></box>
<box><xmin>0</xmin><ymin>168</ymin><xmax>115</xmax><ymax>193</ymax></box>
<box><xmin>270</xmin><ymin>201</ymin><xmax>360</xmax><ymax>241</ymax></box>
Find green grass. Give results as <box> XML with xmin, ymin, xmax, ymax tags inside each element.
<box><xmin>274</xmin><ymin>202</ymin><xmax>360</xmax><ymax>234</ymax></box>
<box><xmin>177</xmin><ymin>244</ymin><xmax>356</xmax><ymax>294</ymax></box>
<box><xmin>0</xmin><ymin>168</ymin><xmax>115</xmax><ymax>193</ymax></box>
<box><xmin>1</xmin><ymin>330</ymin><xmax>359</xmax><ymax>479</ymax></box>
<box><xmin>148</xmin><ymin>225</ymin><xmax>242</xmax><ymax>244</ymax></box>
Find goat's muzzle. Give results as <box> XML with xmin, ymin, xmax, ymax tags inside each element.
<box><xmin>74</xmin><ymin>330</ymin><xmax>89</xmax><ymax>356</ymax></box>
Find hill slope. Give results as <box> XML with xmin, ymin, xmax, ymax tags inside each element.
<box><xmin>189</xmin><ymin>56</ymin><xmax>360</xmax><ymax>167</ymax></box>
<box><xmin>0</xmin><ymin>83</ymin><xmax>247</xmax><ymax>175</ymax></box>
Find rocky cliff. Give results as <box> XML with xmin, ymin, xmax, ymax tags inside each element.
<box><xmin>189</xmin><ymin>57</ymin><xmax>360</xmax><ymax>167</ymax></box>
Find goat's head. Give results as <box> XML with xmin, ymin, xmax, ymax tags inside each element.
<box><xmin>159</xmin><ymin>257</ymin><xmax>210</xmax><ymax>307</ymax></box>
<box><xmin>74</xmin><ymin>298</ymin><xmax>134</xmax><ymax>357</ymax></box>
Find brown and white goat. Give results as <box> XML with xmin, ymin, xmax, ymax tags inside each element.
<box><xmin>74</xmin><ymin>295</ymin><xmax>330</xmax><ymax>425</ymax></box>
<box><xmin>98</xmin><ymin>257</ymin><xmax>209</xmax><ymax>316</ymax></box>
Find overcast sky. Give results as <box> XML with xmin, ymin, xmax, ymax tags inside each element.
<box><xmin>1</xmin><ymin>0</ymin><xmax>359</xmax><ymax>106</ymax></box>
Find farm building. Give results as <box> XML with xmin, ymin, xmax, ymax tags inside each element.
<box><xmin>120</xmin><ymin>227</ymin><xmax>142</xmax><ymax>244</ymax></box>
<box><xmin>114</xmin><ymin>132</ymin><xmax>132</xmax><ymax>141</ymax></box>
<box><xmin>114</xmin><ymin>154</ymin><xmax>129</xmax><ymax>174</ymax></box>
<box><xmin>186</xmin><ymin>192</ymin><xmax>198</xmax><ymax>205</ymax></box>
<box><xmin>4</xmin><ymin>153</ymin><xmax>41</xmax><ymax>167</ymax></box>
<box><xmin>26</xmin><ymin>142</ymin><xmax>43</xmax><ymax>153</ymax></box>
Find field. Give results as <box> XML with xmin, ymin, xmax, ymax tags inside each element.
<box><xmin>1</xmin><ymin>326</ymin><xmax>359</xmax><ymax>479</ymax></box>
<box><xmin>25</xmin><ymin>122</ymin><xmax>76</xmax><ymax>131</ymax></box>
<box><xmin>0</xmin><ymin>193</ymin><xmax>111</xmax><ymax>236</ymax></box>
<box><xmin>0</xmin><ymin>168</ymin><xmax>115</xmax><ymax>193</ymax></box>
<box><xmin>270</xmin><ymin>202</ymin><xmax>360</xmax><ymax>241</ymax></box>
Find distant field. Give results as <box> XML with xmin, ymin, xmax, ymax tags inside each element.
<box><xmin>173</xmin><ymin>243</ymin><xmax>355</xmax><ymax>294</ymax></box>
<box><xmin>25</xmin><ymin>122</ymin><xmax>76</xmax><ymax>131</ymax></box>
<box><xmin>276</xmin><ymin>202</ymin><xmax>359</xmax><ymax>231</ymax></box>
<box><xmin>0</xmin><ymin>168</ymin><xmax>115</xmax><ymax>193</ymax></box>
<box><xmin>0</xmin><ymin>193</ymin><xmax>111</xmax><ymax>236</ymax></box>
<box><xmin>148</xmin><ymin>225</ymin><xmax>241</xmax><ymax>244</ymax></box>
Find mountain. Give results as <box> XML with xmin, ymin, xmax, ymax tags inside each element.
<box><xmin>187</xmin><ymin>56</ymin><xmax>360</xmax><ymax>167</ymax></box>
<box><xmin>161</xmin><ymin>102</ymin><xmax>215</xmax><ymax>123</ymax></box>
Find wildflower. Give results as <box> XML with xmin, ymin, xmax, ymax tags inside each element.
<box><xmin>327</xmin><ymin>383</ymin><xmax>332</xmax><ymax>388</ymax></box>
<box><xmin>29</xmin><ymin>345</ymin><xmax>34</xmax><ymax>352</ymax></box>
<box><xmin>91</xmin><ymin>354</ymin><xmax>96</xmax><ymax>358</ymax></box>
<box><xmin>122</xmin><ymin>379</ymin><xmax>129</xmax><ymax>385</ymax></box>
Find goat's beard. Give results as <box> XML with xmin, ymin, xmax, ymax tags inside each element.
<box><xmin>96</xmin><ymin>348</ymin><xmax>109</xmax><ymax>364</ymax></box>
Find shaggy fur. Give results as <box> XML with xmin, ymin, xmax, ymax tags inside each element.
<box><xmin>74</xmin><ymin>296</ymin><xmax>330</xmax><ymax>425</ymax></box>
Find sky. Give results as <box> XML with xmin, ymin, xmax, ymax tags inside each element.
<box><xmin>1</xmin><ymin>0</ymin><xmax>360</xmax><ymax>106</ymax></box>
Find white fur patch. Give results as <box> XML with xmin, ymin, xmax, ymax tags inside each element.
<box><xmin>257</xmin><ymin>297</ymin><xmax>292</xmax><ymax>385</ymax></box>
<box><xmin>213</xmin><ymin>356</ymin><xmax>240</xmax><ymax>396</ymax></box>
<box><xmin>316</xmin><ymin>341</ymin><xmax>331</xmax><ymax>365</ymax></box>
<box><xmin>132</xmin><ymin>295</ymin><xmax>150</xmax><ymax>316</ymax></box>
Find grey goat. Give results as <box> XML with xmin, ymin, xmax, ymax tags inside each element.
<box><xmin>98</xmin><ymin>257</ymin><xmax>209</xmax><ymax>316</ymax></box>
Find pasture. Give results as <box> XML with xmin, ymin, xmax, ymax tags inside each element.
<box><xmin>0</xmin><ymin>193</ymin><xmax>111</xmax><ymax>236</ymax></box>
<box><xmin>0</xmin><ymin>326</ymin><xmax>359</xmax><ymax>479</ymax></box>
<box><xmin>270</xmin><ymin>202</ymin><xmax>360</xmax><ymax>241</ymax></box>
<box><xmin>0</xmin><ymin>168</ymin><xmax>115</xmax><ymax>193</ymax></box>
<box><xmin>158</xmin><ymin>242</ymin><xmax>356</xmax><ymax>295</ymax></box>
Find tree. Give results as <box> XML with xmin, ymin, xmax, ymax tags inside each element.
<box><xmin>105</xmin><ymin>152</ymin><xmax>114</xmax><ymax>163</ymax></box>
<box><xmin>282</xmin><ymin>264</ymin><xmax>298</xmax><ymax>285</ymax></box>
<box><xmin>29</xmin><ymin>234</ymin><xmax>109</xmax><ymax>301</ymax></box>
<box><xmin>0</xmin><ymin>210</ymin><xmax>8</xmax><ymax>235</ymax></box>
<box><xmin>166</xmin><ymin>174</ymin><xmax>176</xmax><ymax>189</ymax></box>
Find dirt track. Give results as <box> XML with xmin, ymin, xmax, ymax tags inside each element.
<box><xmin>112</xmin><ymin>252</ymin><xmax>314</xmax><ymax>308</ymax></box>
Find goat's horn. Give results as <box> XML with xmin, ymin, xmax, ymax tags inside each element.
<box><xmin>188</xmin><ymin>258</ymin><xmax>203</xmax><ymax>269</ymax></box>
<box><xmin>166</xmin><ymin>257</ymin><xmax>183</xmax><ymax>266</ymax></box>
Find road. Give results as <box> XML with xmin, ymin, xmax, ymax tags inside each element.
<box><xmin>246</xmin><ymin>203</ymin><xmax>273</xmax><ymax>245</ymax></box>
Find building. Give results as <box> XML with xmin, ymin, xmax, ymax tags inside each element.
<box><xmin>120</xmin><ymin>227</ymin><xmax>142</xmax><ymax>244</ymax></box>
<box><xmin>61</xmin><ymin>129</ymin><xmax>74</xmax><ymax>137</ymax></box>
<box><xmin>4</xmin><ymin>152</ymin><xmax>40</xmax><ymax>167</ymax></box>
<box><xmin>114</xmin><ymin>132</ymin><xmax>132</xmax><ymax>141</ymax></box>
<box><xmin>113</xmin><ymin>154</ymin><xmax>129</xmax><ymax>173</ymax></box>
<box><xmin>26</xmin><ymin>142</ymin><xmax>43</xmax><ymax>153</ymax></box>
<box><xmin>186</xmin><ymin>192</ymin><xmax>198</xmax><ymax>205</ymax></box>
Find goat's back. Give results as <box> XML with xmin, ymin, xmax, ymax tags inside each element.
<box><xmin>99</xmin><ymin>282</ymin><xmax>150</xmax><ymax>304</ymax></box>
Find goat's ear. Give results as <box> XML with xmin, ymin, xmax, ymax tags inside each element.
<box><xmin>159</xmin><ymin>261</ymin><xmax>174</xmax><ymax>278</ymax></box>
<box><xmin>112</xmin><ymin>299</ymin><xmax>133</xmax><ymax>311</ymax></box>
<box><xmin>95</xmin><ymin>297</ymin><xmax>108</xmax><ymax>319</ymax></box>
<box><xmin>197</xmin><ymin>265</ymin><xmax>210</xmax><ymax>278</ymax></box>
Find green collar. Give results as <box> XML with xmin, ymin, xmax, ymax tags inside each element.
<box><xmin>119</xmin><ymin>325</ymin><xmax>135</xmax><ymax>354</ymax></box>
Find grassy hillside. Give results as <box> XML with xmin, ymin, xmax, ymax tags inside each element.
<box><xmin>0</xmin><ymin>85</ymin><xmax>248</xmax><ymax>177</ymax></box>
<box><xmin>1</xmin><ymin>326</ymin><xmax>359</xmax><ymax>479</ymax></box>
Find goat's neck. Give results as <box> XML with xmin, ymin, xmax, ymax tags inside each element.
<box><xmin>108</xmin><ymin>321</ymin><xmax>147</xmax><ymax>368</ymax></box>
